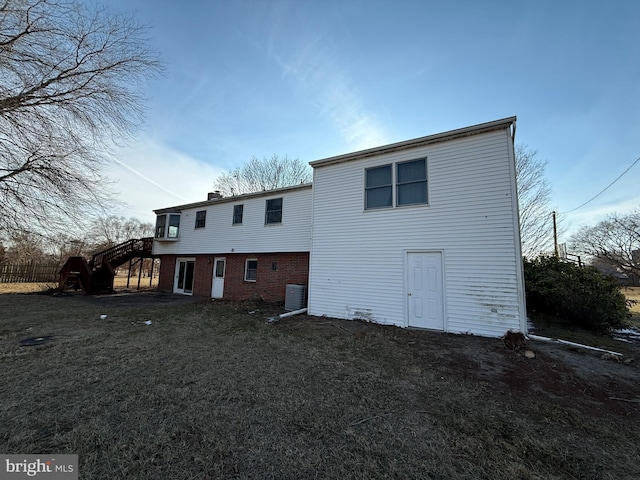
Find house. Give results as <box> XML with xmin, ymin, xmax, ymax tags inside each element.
<box><xmin>153</xmin><ymin>184</ymin><xmax>312</xmax><ymax>301</ymax></box>
<box><xmin>307</xmin><ymin>117</ymin><xmax>526</xmax><ymax>337</ymax></box>
<box><xmin>152</xmin><ymin>116</ymin><xmax>526</xmax><ymax>337</ymax></box>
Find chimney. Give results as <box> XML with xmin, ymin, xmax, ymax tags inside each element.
<box><xmin>207</xmin><ymin>191</ymin><xmax>223</xmax><ymax>200</ymax></box>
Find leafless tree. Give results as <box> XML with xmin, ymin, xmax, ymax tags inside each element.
<box><xmin>0</xmin><ymin>0</ymin><xmax>161</xmax><ymax>241</ymax></box>
<box><xmin>87</xmin><ymin>215</ymin><xmax>153</xmax><ymax>251</ymax></box>
<box><xmin>515</xmin><ymin>145</ymin><xmax>555</xmax><ymax>258</ymax></box>
<box><xmin>570</xmin><ymin>209</ymin><xmax>640</xmax><ymax>285</ymax></box>
<box><xmin>213</xmin><ymin>155</ymin><xmax>312</xmax><ymax>196</ymax></box>
<box><xmin>4</xmin><ymin>231</ymin><xmax>48</xmax><ymax>263</ymax></box>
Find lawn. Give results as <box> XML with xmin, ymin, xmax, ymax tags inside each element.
<box><xmin>624</xmin><ymin>286</ymin><xmax>640</xmax><ymax>327</ymax></box>
<box><xmin>1</xmin><ymin>291</ymin><xmax>639</xmax><ymax>479</ymax></box>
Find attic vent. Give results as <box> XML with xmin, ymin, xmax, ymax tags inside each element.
<box><xmin>208</xmin><ymin>191</ymin><xmax>223</xmax><ymax>200</ymax></box>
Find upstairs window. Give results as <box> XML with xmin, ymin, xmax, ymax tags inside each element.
<box><xmin>265</xmin><ymin>198</ymin><xmax>283</xmax><ymax>224</ymax></box>
<box><xmin>233</xmin><ymin>204</ymin><xmax>243</xmax><ymax>225</ymax></box>
<box><xmin>365</xmin><ymin>164</ymin><xmax>392</xmax><ymax>209</ymax></box>
<box><xmin>155</xmin><ymin>213</ymin><xmax>181</xmax><ymax>239</ymax></box>
<box><xmin>397</xmin><ymin>159</ymin><xmax>427</xmax><ymax>206</ymax></box>
<box><xmin>195</xmin><ymin>210</ymin><xmax>206</xmax><ymax>229</ymax></box>
<box><xmin>155</xmin><ymin>215</ymin><xmax>167</xmax><ymax>238</ymax></box>
<box><xmin>168</xmin><ymin>214</ymin><xmax>180</xmax><ymax>238</ymax></box>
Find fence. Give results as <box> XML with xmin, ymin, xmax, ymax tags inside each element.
<box><xmin>0</xmin><ymin>262</ymin><xmax>60</xmax><ymax>283</ymax></box>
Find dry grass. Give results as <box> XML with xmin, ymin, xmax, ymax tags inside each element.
<box><xmin>1</xmin><ymin>292</ymin><xmax>639</xmax><ymax>479</ymax></box>
<box><xmin>0</xmin><ymin>275</ymin><xmax>158</xmax><ymax>294</ymax></box>
<box><xmin>623</xmin><ymin>286</ymin><xmax>640</xmax><ymax>326</ymax></box>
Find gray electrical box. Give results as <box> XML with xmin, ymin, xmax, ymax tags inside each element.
<box><xmin>285</xmin><ymin>284</ymin><xmax>307</xmax><ymax>311</ymax></box>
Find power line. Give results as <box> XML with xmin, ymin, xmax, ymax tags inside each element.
<box><xmin>561</xmin><ymin>155</ymin><xmax>640</xmax><ymax>214</ymax></box>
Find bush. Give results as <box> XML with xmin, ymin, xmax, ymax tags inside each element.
<box><xmin>523</xmin><ymin>255</ymin><xmax>629</xmax><ymax>331</ymax></box>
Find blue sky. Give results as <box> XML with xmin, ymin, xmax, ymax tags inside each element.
<box><xmin>108</xmin><ymin>0</ymin><xmax>640</xmax><ymax>246</ymax></box>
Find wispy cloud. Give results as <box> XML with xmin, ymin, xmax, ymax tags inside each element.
<box><xmin>266</xmin><ymin>11</ymin><xmax>388</xmax><ymax>151</ymax></box>
<box><xmin>105</xmin><ymin>138</ymin><xmax>225</xmax><ymax>223</ymax></box>
<box><xmin>561</xmin><ymin>194</ymin><xmax>640</xmax><ymax>237</ymax></box>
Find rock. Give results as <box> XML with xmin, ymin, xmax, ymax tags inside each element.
<box><xmin>524</xmin><ymin>349</ymin><xmax>535</xmax><ymax>359</ymax></box>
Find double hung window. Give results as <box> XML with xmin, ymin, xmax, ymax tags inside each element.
<box><xmin>195</xmin><ymin>210</ymin><xmax>206</xmax><ymax>229</ymax></box>
<box><xmin>365</xmin><ymin>159</ymin><xmax>427</xmax><ymax>209</ymax></box>
<box><xmin>265</xmin><ymin>198</ymin><xmax>283</xmax><ymax>224</ymax></box>
<box><xmin>245</xmin><ymin>259</ymin><xmax>258</xmax><ymax>281</ymax></box>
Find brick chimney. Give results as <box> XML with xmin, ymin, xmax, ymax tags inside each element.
<box><xmin>207</xmin><ymin>191</ymin><xmax>223</xmax><ymax>200</ymax></box>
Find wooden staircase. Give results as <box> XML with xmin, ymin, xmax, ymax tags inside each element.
<box><xmin>59</xmin><ymin>237</ymin><xmax>155</xmax><ymax>294</ymax></box>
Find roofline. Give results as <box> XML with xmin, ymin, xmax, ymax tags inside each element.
<box><xmin>153</xmin><ymin>182</ymin><xmax>313</xmax><ymax>214</ymax></box>
<box><xmin>309</xmin><ymin>116</ymin><xmax>517</xmax><ymax>168</ymax></box>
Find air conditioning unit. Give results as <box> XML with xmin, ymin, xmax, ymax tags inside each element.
<box><xmin>285</xmin><ymin>284</ymin><xmax>307</xmax><ymax>311</ymax></box>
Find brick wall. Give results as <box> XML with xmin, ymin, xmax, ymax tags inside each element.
<box><xmin>156</xmin><ymin>252</ymin><xmax>309</xmax><ymax>303</ymax></box>
<box><xmin>157</xmin><ymin>256</ymin><xmax>175</xmax><ymax>292</ymax></box>
<box><xmin>156</xmin><ymin>254</ymin><xmax>213</xmax><ymax>297</ymax></box>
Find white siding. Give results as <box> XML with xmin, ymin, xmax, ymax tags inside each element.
<box><xmin>153</xmin><ymin>186</ymin><xmax>312</xmax><ymax>256</ymax></box>
<box><xmin>308</xmin><ymin>128</ymin><xmax>526</xmax><ymax>337</ymax></box>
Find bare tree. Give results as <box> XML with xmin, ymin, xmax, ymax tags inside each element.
<box><xmin>0</xmin><ymin>0</ymin><xmax>161</xmax><ymax>241</ymax></box>
<box><xmin>515</xmin><ymin>145</ymin><xmax>555</xmax><ymax>258</ymax></box>
<box><xmin>213</xmin><ymin>155</ymin><xmax>312</xmax><ymax>196</ymax></box>
<box><xmin>4</xmin><ymin>231</ymin><xmax>48</xmax><ymax>263</ymax></box>
<box><xmin>88</xmin><ymin>215</ymin><xmax>153</xmax><ymax>251</ymax></box>
<box><xmin>570</xmin><ymin>210</ymin><xmax>640</xmax><ymax>285</ymax></box>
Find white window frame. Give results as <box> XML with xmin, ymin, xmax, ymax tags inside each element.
<box><xmin>396</xmin><ymin>158</ymin><xmax>428</xmax><ymax>207</ymax></box>
<box><xmin>155</xmin><ymin>213</ymin><xmax>181</xmax><ymax>240</ymax></box>
<box><xmin>365</xmin><ymin>164</ymin><xmax>393</xmax><ymax>210</ymax></box>
<box><xmin>364</xmin><ymin>158</ymin><xmax>428</xmax><ymax>210</ymax></box>
<box><xmin>244</xmin><ymin>258</ymin><xmax>258</xmax><ymax>282</ymax></box>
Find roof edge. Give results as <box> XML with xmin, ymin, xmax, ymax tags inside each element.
<box><xmin>153</xmin><ymin>182</ymin><xmax>312</xmax><ymax>214</ymax></box>
<box><xmin>309</xmin><ymin>116</ymin><xmax>517</xmax><ymax>168</ymax></box>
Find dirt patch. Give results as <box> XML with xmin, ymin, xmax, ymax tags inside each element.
<box><xmin>275</xmin><ymin>315</ymin><xmax>640</xmax><ymax>417</ymax></box>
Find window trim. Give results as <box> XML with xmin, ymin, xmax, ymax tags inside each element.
<box><xmin>167</xmin><ymin>214</ymin><xmax>181</xmax><ymax>239</ymax></box>
<box><xmin>155</xmin><ymin>213</ymin><xmax>181</xmax><ymax>240</ymax></box>
<box><xmin>265</xmin><ymin>197</ymin><xmax>283</xmax><ymax>225</ymax></box>
<box><xmin>195</xmin><ymin>210</ymin><xmax>206</xmax><ymax>229</ymax></box>
<box><xmin>364</xmin><ymin>158</ymin><xmax>428</xmax><ymax>210</ymax></box>
<box><xmin>365</xmin><ymin>164</ymin><xmax>393</xmax><ymax>210</ymax></box>
<box><xmin>244</xmin><ymin>258</ymin><xmax>258</xmax><ymax>282</ymax></box>
<box><xmin>396</xmin><ymin>158</ymin><xmax>428</xmax><ymax>207</ymax></box>
<box><xmin>154</xmin><ymin>214</ymin><xmax>167</xmax><ymax>239</ymax></box>
<box><xmin>232</xmin><ymin>204</ymin><xmax>244</xmax><ymax>225</ymax></box>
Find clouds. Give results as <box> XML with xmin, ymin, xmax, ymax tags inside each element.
<box><xmin>265</xmin><ymin>3</ymin><xmax>389</xmax><ymax>151</ymax></box>
<box><xmin>105</xmin><ymin>138</ymin><xmax>225</xmax><ymax>224</ymax></box>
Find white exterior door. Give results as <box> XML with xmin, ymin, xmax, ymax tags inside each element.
<box><xmin>211</xmin><ymin>257</ymin><xmax>226</xmax><ymax>298</ymax></box>
<box><xmin>174</xmin><ymin>258</ymin><xmax>195</xmax><ymax>295</ymax></box>
<box><xmin>407</xmin><ymin>252</ymin><xmax>444</xmax><ymax>330</ymax></box>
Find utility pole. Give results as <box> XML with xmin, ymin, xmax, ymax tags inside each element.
<box><xmin>552</xmin><ymin>211</ymin><xmax>559</xmax><ymax>257</ymax></box>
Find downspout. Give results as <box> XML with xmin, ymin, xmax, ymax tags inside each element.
<box><xmin>507</xmin><ymin>118</ymin><xmax>528</xmax><ymax>333</ymax></box>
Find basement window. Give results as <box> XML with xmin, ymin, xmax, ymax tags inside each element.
<box><xmin>245</xmin><ymin>259</ymin><xmax>257</xmax><ymax>282</ymax></box>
